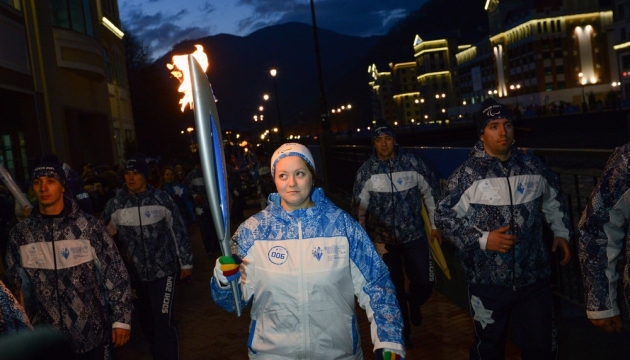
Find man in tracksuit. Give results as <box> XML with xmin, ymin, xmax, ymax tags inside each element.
<box><xmin>102</xmin><ymin>154</ymin><xmax>192</xmax><ymax>360</ymax></box>
<box><xmin>579</xmin><ymin>142</ymin><xmax>630</xmax><ymax>334</ymax></box>
<box><xmin>436</xmin><ymin>98</ymin><xmax>571</xmax><ymax>359</ymax></box>
<box><xmin>351</xmin><ymin>119</ymin><xmax>441</xmax><ymax>348</ymax></box>
<box><xmin>5</xmin><ymin>159</ymin><xmax>133</xmax><ymax>359</ymax></box>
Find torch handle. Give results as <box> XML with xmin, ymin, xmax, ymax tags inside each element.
<box><xmin>0</xmin><ymin>164</ymin><xmax>32</xmax><ymax>209</ymax></box>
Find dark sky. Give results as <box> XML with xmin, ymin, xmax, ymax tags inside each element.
<box><xmin>119</xmin><ymin>0</ymin><xmax>429</xmax><ymax>59</ymax></box>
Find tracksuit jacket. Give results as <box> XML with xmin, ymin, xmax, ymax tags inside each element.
<box><xmin>579</xmin><ymin>142</ymin><xmax>630</xmax><ymax>320</ymax></box>
<box><xmin>436</xmin><ymin>141</ymin><xmax>570</xmax><ymax>287</ymax></box>
<box><xmin>351</xmin><ymin>147</ymin><xmax>439</xmax><ymax>245</ymax></box>
<box><xmin>0</xmin><ymin>280</ymin><xmax>31</xmax><ymax>335</ymax></box>
<box><xmin>4</xmin><ymin>197</ymin><xmax>132</xmax><ymax>354</ymax></box>
<box><xmin>101</xmin><ymin>185</ymin><xmax>192</xmax><ymax>282</ymax></box>
<box><xmin>184</xmin><ymin>167</ymin><xmax>210</xmax><ymax>210</ymax></box>
<box><xmin>211</xmin><ymin>188</ymin><xmax>405</xmax><ymax>359</ymax></box>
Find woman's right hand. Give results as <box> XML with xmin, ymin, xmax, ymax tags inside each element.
<box><xmin>214</xmin><ymin>255</ymin><xmax>242</xmax><ymax>285</ymax></box>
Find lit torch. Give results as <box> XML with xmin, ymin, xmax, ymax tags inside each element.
<box><xmin>167</xmin><ymin>45</ymin><xmax>242</xmax><ymax>316</ymax></box>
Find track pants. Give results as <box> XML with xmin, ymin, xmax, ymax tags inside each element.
<box><xmin>468</xmin><ymin>280</ymin><xmax>557</xmax><ymax>360</ymax></box>
<box><xmin>133</xmin><ymin>276</ymin><xmax>179</xmax><ymax>360</ymax></box>
<box><xmin>383</xmin><ymin>240</ymin><xmax>435</xmax><ymax>341</ymax></box>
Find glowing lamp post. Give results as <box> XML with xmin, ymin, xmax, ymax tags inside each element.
<box><xmin>270</xmin><ymin>69</ymin><xmax>284</xmax><ymax>142</ymax></box>
<box><xmin>509</xmin><ymin>84</ymin><xmax>521</xmax><ymax>109</ymax></box>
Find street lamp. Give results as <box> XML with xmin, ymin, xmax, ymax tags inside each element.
<box><xmin>270</xmin><ymin>69</ymin><xmax>284</xmax><ymax>141</ymax></box>
<box><xmin>330</xmin><ymin>104</ymin><xmax>352</xmax><ymax>133</ymax></box>
<box><xmin>579</xmin><ymin>72</ymin><xmax>587</xmax><ymax>113</ymax></box>
<box><xmin>509</xmin><ymin>84</ymin><xmax>521</xmax><ymax>109</ymax></box>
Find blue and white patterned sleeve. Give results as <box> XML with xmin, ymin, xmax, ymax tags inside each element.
<box><xmin>578</xmin><ymin>148</ymin><xmax>630</xmax><ymax>319</ymax></box>
<box><xmin>413</xmin><ymin>155</ymin><xmax>441</xmax><ymax>229</ymax></box>
<box><xmin>436</xmin><ymin>165</ymin><xmax>485</xmax><ymax>252</ymax></box>
<box><xmin>0</xmin><ymin>279</ymin><xmax>32</xmax><ymax>334</ymax></box>
<box><xmin>345</xmin><ymin>214</ymin><xmax>404</xmax><ymax>352</ymax></box>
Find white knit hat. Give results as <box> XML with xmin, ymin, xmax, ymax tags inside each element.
<box><xmin>270</xmin><ymin>143</ymin><xmax>315</xmax><ymax>177</ymax></box>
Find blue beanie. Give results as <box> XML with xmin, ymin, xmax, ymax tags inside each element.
<box><xmin>125</xmin><ymin>154</ymin><xmax>149</xmax><ymax>179</ymax></box>
<box><xmin>477</xmin><ymin>98</ymin><xmax>513</xmax><ymax>136</ymax></box>
<box><xmin>372</xmin><ymin>119</ymin><xmax>395</xmax><ymax>140</ymax></box>
<box><xmin>32</xmin><ymin>163</ymin><xmax>66</xmax><ymax>187</ymax></box>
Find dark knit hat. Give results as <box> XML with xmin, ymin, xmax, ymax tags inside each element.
<box><xmin>477</xmin><ymin>98</ymin><xmax>513</xmax><ymax>136</ymax></box>
<box><xmin>32</xmin><ymin>154</ymin><xmax>66</xmax><ymax>186</ymax></box>
<box><xmin>125</xmin><ymin>153</ymin><xmax>149</xmax><ymax>179</ymax></box>
<box><xmin>372</xmin><ymin>118</ymin><xmax>395</xmax><ymax>141</ymax></box>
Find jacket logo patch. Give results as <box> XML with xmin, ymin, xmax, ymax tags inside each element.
<box><xmin>370</xmin><ymin>175</ymin><xmax>385</xmax><ymax>191</ymax></box>
<box><xmin>61</xmin><ymin>248</ymin><xmax>70</xmax><ymax>260</ymax></box>
<box><xmin>517</xmin><ymin>183</ymin><xmax>524</xmax><ymax>194</ymax></box>
<box><xmin>312</xmin><ymin>247</ymin><xmax>323</xmax><ymax>261</ymax></box>
<box><xmin>268</xmin><ymin>246</ymin><xmax>288</xmax><ymax>265</ymax></box>
<box><xmin>479</xmin><ymin>180</ymin><xmax>501</xmax><ymax>203</ymax></box>
<box><xmin>70</xmin><ymin>245</ymin><xmax>89</xmax><ymax>261</ymax></box>
<box><xmin>524</xmin><ymin>181</ymin><xmax>538</xmax><ymax>194</ymax></box>
<box><xmin>324</xmin><ymin>245</ymin><xmax>346</xmax><ymax>261</ymax></box>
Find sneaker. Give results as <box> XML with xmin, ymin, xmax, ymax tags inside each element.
<box><xmin>410</xmin><ymin>306</ymin><xmax>422</xmax><ymax>327</ymax></box>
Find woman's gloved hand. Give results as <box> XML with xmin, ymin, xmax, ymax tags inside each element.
<box><xmin>375</xmin><ymin>348</ymin><xmax>405</xmax><ymax>360</ymax></box>
<box><xmin>213</xmin><ymin>254</ymin><xmax>242</xmax><ymax>285</ymax></box>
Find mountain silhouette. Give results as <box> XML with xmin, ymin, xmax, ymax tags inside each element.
<box><xmin>156</xmin><ymin>22</ymin><xmax>379</xmax><ymax>137</ymax></box>
<box><xmin>133</xmin><ymin>0</ymin><xmax>489</xmax><ymax>158</ymax></box>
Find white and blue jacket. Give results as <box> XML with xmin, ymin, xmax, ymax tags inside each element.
<box><xmin>102</xmin><ymin>185</ymin><xmax>192</xmax><ymax>282</ymax></box>
<box><xmin>436</xmin><ymin>141</ymin><xmax>570</xmax><ymax>287</ymax></box>
<box><xmin>351</xmin><ymin>147</ymin><xmax>439</xmax><ymax>245</ymax></box>
<box><xmin>211</xmin><ymin>188</ymin><xmax>404</xmax><ymax>359</ymax></box>
<box><xmin>579</xmin><ymin>143</ymin><xmax>630</xmax><ymax>320</ymax></box>
<box><xmin>5</xmin><ymin>197</ymin><xmax>132</xmax><ymax>354</ymax></box>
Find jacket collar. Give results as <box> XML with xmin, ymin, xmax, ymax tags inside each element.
<box><xmin>267</xmin><ymin>188</ymin><xmax>326</xmax><ymax>220</ymax></box>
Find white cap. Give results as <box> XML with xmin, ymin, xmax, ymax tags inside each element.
<box><xmin>270</xmin><ymin>143</ymin><xmax>315</xmax><ymax>177</ymax></box>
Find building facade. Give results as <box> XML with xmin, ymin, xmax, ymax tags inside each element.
<box><xmin>369</xmin><ymin>0</ymin><xmax>618</xmax><ymax>124</ymax></box>
<box><xmin>0</xmin><ymin>0</ymin><xmax>134</xmax><ymax>183</ymax></box>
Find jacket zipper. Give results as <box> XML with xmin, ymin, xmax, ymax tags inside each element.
<box><xmin>504</xmin><ymin>169</ymin><xmax>516</xmax><ymax>291</ymax></box>
<box><xmin>50</xmin><ymin>220</ymin><xmax>63</xmax><ymax>329</ymax></box>
<box><xmin>298</xmin><ymin>219</ymin><xmax>308</xmax><ymax>358</ymax></box>
<box><xmin>137</xmin><ymin>197</ymin><xmax>149</xmax><ymax>280</ymax></box>
<box><xmin>388</xmin><ymin>160</ymin><xmax>397</xmax><ymax>244</ymax></box>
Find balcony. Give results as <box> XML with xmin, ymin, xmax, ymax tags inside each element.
<box><xmin>53</xmin><ymin>27</ymin><xmax>104</xmax><ymax>81</ymax></box>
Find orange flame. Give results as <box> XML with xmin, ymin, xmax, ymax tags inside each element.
<box><xmin>166</xmin><ymin>44</ymin><xmax>209</xmax><ymax>112</ymax></box>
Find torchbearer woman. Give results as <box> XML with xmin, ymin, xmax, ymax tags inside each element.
<box><xmin>211</xmin><ymin>143</ymin><xmax>405</xmax><ymax>359</ymax></box>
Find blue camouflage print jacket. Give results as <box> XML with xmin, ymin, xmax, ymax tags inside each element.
<box><xmin>5</xmin><ymin>197</ymin><xmax>132</xmax><ymax>354</ymax></box>
<box><xmin>436</xmin><ymin>141</ymin><xmax>570</xmax><ymax>287</ymax></box>
<box><xmin>0</xmin><ymin>280</ymin><xmax>31</xmax><ymax>335</ymax></box>
<box><xmin>351</xmin><ymin>147</ymin><xmax>440</xmax><ymax>245</ymax></box>
<box><xmin>579</xmin><ymin>142</ymin><xmax>630</xmax><ymax>320</ymax></box>
<box><xmin>211</xmin><ymin>188</ymin><xmax>404</xmax><ymax>359</ymax></box>
<box><xmin>184</xmin><ymin>167</ymin><xmax>209</xmax><ymax>209</ymax></box>
<box><xmin>102</xmin><ymin>185</ymin><xmax>192</xmax><ymax>282</ymax></box>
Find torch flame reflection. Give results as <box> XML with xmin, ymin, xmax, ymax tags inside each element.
<box><xmin>167</xmin><ymin>44</ymin><xmax>209</xmax><ymax>112</ymax></box>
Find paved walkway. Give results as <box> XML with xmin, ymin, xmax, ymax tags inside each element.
<box><xmin>116</xmin><ymin>199</ymin><xmax>520</xmax><ymax>360</ymax></box>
